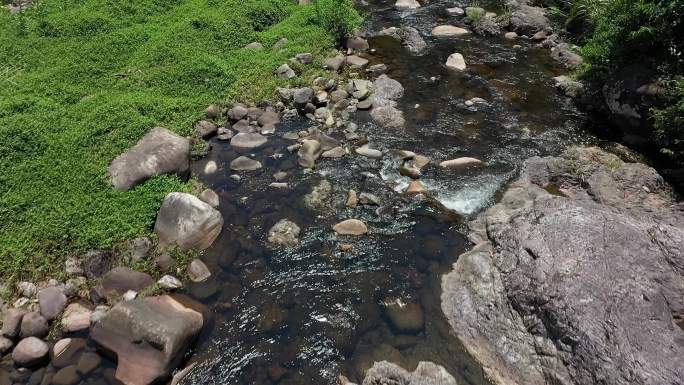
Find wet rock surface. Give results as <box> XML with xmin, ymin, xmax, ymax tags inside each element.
<box><xmin>442</xmin><ymin>147</ymin><xmax>684</xmax><ymax>385</ymax></box>
<box><xmin>154</xmin><ymin>192</ymin><xmax>224</xmax><ymax>250</ymax></box>
<box><xmin>91</xmin><ymin>295</ymin><xmax>205</xmax><ymax>385</ymax></box>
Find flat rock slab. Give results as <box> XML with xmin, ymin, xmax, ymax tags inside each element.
<box><xmin>108</xmin><ymin>127</ymin><xmax>190</xmax><ymax>190</ymax></box>
<box><xmin>154</xmin><ymin>192</ymin><xmax>223</xmax><ymax>250</ymax></box>
<box><xmin>91</xmin><ymin>295</ymin><xmax>205</xmax><ymax>385</ymax></box>
<box><xmin>362</xmin><ymin>361</ymin><xmax>457</xmax><ymax>385</ymax></box>
<box><xmin>439</xmin><ymin>157</ymin><xmax>484</xmax><ymax>168</ymax></box>
<box><xmin>230</xmin><ymin>156</ymin><xmax>262</xmax><ymax>171</ymax></box>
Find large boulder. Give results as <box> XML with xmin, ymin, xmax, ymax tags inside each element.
<box><xmin>94</xmin><ymin>266</ymin><xmax>154</xmax><ymax>299</ymax></box>
<box><xmin>441</xmin><ymin>147</ymin><xmax>684</xmax><ymax>385</ymax></box>
<box><xmin>377</xmin><ymin>27</ymin><xmax>426</xmax><ymax>54</ymax></box>
<box><xmin>91</xmin><ymin>295</ymin><xmax>205</xmax><ymax>385</ymax></box>
<box><xmin>108</xmin><ymin>128</ymin><xmax>190</xmax><ymax>190</ymax></box>
<box><xmin>508</xmin><ymin>2</ymin><xmax>551</xmax><ymax>35</ymax></box>
<box><xmin>154</xmin><ymin>192</ymin><xmax>223</xmax><ymax>250</ymax></box>
<box><xmin>371</xmin><ymin>75</ymin><xmax>405</xmax><ymax>128</ymax></box>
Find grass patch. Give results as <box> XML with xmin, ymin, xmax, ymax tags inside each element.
<box><xmin>0</xmin><ymin>0</ymin><xmax>361</xmax><ymax>282</ymax></box>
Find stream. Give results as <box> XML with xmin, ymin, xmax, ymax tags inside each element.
<box><xmin>180</xmin><ymin>0</ymin><xmax>594</xmax><ymax>384</ymax></box>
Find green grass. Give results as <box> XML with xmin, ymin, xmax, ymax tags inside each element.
<box><xmin>0</xmin><ymin>0</ymin><xmax>361</xmax><ymax>281</ymax></box>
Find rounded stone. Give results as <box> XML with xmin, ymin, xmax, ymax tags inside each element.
<box><xmin>267</xmin><ymin>219</ymin><xmax>301</xmax><ymax>248</ymax></box>
<box><xmin>12</xmin><ymin>337</ymin><xmax>49</xmax><ymax>367</ymax></box>
<box><xmin>230</xmin><ymin>133</ymin><xmax>268</xmax><ymax>149</ymax></box>
<box><xmin>333</xmin><ymin>219</ymin><xmax>368</xmax><ymax>236</ymax></box>
<box><xmin>188</xmin><ymin>259</ymin><xmax>211</xmax><ymax>283</ymax></box>
<box><xmin>52</xmin><ymin>365</ymin><xmax>80</xmax><ymax>385</ymax></box>
<box><xmin>230</xmin><ymin>156</ymin><xmax>262</xmax><ymax>171</ymax></box>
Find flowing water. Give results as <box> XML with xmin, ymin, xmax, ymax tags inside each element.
<box><xmin>178</xmin><ymin>1</ymin><xmax>594</xmax><ymax>385</ymax></box>
<box><xmin>173</xmin><ymin>1</ymin><xmax>594</xmax><ymax>383</ymax></box>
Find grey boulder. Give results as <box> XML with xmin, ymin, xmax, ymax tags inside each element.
<box><xmin>362</xmin><ymin>361</ymin><xmax>457</xmax><ymax>385</ymax></box>
<box><xmin>154</xmin><ymin>192</ymin><xmax>223</xmax><ymax>250</ymax></box>
<box><xmin>108</xmin><ymin>127</ymin><xmax>190</xmax><ymax>190</ymax></box>
<box><xmin>441</xmin><ymin>147</ymin><xmax>684</xmax><ymax>385</ymax></box>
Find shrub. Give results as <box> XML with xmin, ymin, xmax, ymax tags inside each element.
<box><xmin>653</xmin><ymin>78</ymin><xmax>684</xmax><ymax>163</ymax></box>
<box><xmin>310</xmin><ymin>0</ymin><xmax>362</xmax><ymax>44</ymax></box>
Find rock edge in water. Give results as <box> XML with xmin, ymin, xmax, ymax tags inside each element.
<box><xmin>441</xmin><ymin>146</ymin><xmax>684</xmax><ymax>385</ymax></box>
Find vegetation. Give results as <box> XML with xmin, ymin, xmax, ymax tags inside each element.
<box><xmin>537</xmin><ymin>0</ymin><xmax>683</xmax><ymax>165</ymax></box>
<box><xmin>0</xmin><ymin>0</ymin><xmax>361</xmax><ymax>281</ymax></box>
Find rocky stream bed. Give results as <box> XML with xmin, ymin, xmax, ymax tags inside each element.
<box><xmin>2</xmin><ymin>0</ymin><xmax>683</xmax><ymax>385</ymax></box>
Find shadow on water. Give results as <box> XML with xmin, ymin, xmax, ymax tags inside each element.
<box><xmin>176</xmin><ymin>0</ymin><xmax>596</xmax><ymax>384</ymax></box>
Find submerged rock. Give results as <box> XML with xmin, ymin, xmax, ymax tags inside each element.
<box><xmin>230</xmin><ymin>156</ymin><xmax>262</xmax><ymax>171</ymax></box>
<box><xmin>267</xmin><ymin>219</ymin><xmax>301</xmax><ymax>248</ymax></box>
<box><xmin>394</xmin><ymin>0</ymin><xmax>420</xmax><ymax>9</ymax></box>
<box><xmin>297</xmin><ymin>139</ymin><xmax>322</xmax><ymax>168</ymax></box>
<box><xmin>304</xmin><ymin>179</ymin><xmax>333</xmax><ymax>210</ymax></box>
<box><xmin>154</xmin><ymin>192</ymin><xmax>223</xmax><ymax>250</ymax></box>
<box><xmin>91</xmin><ymin>295</ymin><xmax>205</xmax><ymax>385</ymax></box>
<box><xmin>431</xmin><ymin>25</ymin><xmax>469</xmax><ymax>36</ymax></box>
<box><xmin>378</xmin><ymin>27</ymin><xmax>426</xmax><ymax>54</ymax></box>
<box><xmin>108</xmin><ymin>127</ymin><xmax>190</xmax><ymax>190</ymax></box>
<box><xmin>230</xmin><ymin>132</ymin><xmax>268</xmax><ymax>149</ymax></box>
<box><xmin>441</xmin><ymin>147</ymin><xmax>684</xmax><ymax>385</ymax></box>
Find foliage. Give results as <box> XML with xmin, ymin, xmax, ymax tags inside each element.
<box><xmin>0</xmin><ymin>0</ymin><xmax>360</xmax><ymax>281</ymax></box>
<box><xmin>465</xmin><ymin>6</ymin><xmax>486</xmax><ymax>23</ymax></box>
<box><xmin>653</xmin><ymin>78</ymin><xmax>684</xmax><ymax>162</ymax></box>
<box><xmin>311</xmin><ymin>0</ymin><xmax>362</xmax><ymax>44</ymax></box>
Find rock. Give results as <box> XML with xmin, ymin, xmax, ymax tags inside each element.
<box><xmin>38</xmin><ymin>286</ymin><xmax>67</xmax><ymax>320</ymax></box>
<box><xmin>370</xmin><ymin>103</ymin><xmax>405</xmax><ymax>128</ymax></box>
<box><xmin>445</xmin><ymin>53</ymin><xmax>466</xmax><ymax>71</ymax></box>
<box><xmin>399</xmin><ymin>164</ymin><xmax>421</xmax><ymax>179</ymax></box>
<box><xmin>20</xmin><ymin>312</ymin><xmax>48</xmax><ymax>338</ymax></box>
<box><xmin>324</xmin><ymin>56</ymin><xmax>345</xmax><ymax>72</ymax></box>
<box><xmin>346</xmin><ymin>55</ymin><xmax>369</xmax><ymax>69</ymax></box>
<box><xmin>12</xmin><ymin>337</ymin><xmax>49</xmax><ymax>367</ymax></box>
<box><xmin>227</xmin><ymin>105</ymin><xmax>248</xmax><ymax>121</ymax></box>
<box><xmin>155</xmin><ymin>254</ymin><xmax>174</xmax><ymax>272</ymax></box>
<box><xmin>52</xmin><ymin>366</ymin><xmax>80</xmax><ymax>385</ymax></box>
<box><xmin>203</xmin><ymin>160</ymin><xmax>217</xmax><ymax>175</ymax></box>
<box><xmin>395</xmin><ymin>0</ymin><xmax>420</xmax><ymax>9</ymax></box>
<box><xmin>197</xmin><ymin>120</ymin><xmax>218</xmax><ymax>139</ymax></box>
<box><xmin>303</xmin><ymin>179</ymin><xmax>332</xmax><ymax>210</ymax></box>
<box><xmin>322</xmin><ymin>146</ymin><xmax>346</xmax><ymax>158</ymax></box>
<box><xmin>359</xmin><ymin>193</ymin><xmax>381</xmax><ymax>206</ymax></box>
<box><xmin>441</xmin><ymin>147</ymin><xmax>684</xmax><ymax>385</ymax></box>
<box><xmin>126</xmin><ymin>237</ymin><xmax>152</xmax><ymax>261</ymax></box>
<box><xmin>90</xmin><ymin>295</ymin><xmax>205</xmax><ymax>385</ymax></box>
<box><xmin>346</xmin><ymin>37</ymin><xmax>369</xmax><ymax>51</ymax></box>
<box><xmin>446</xmin><ymin>7</ymin><xmax>464</xmax><ymax>15</ymax></box>
<box><xmin>90</xmin><ymin>306</ymin><xmax>110</xmax><ymax>325</ymax></box>
<box><xmin>362</xmin><ymin>361</ymin><xmax>457</xmax><ymax>385</ymax></box>
<box><xmin>550</xmin><ymin>42</ymin><xmax>583</xmax><ymax>70</ymax></box>
<box><xmin>244</xmin><ymin>42</ymin><xmax>264</xmax><ymax>50</ymax></box>
<box><xmin>471</xmin><ymin>14</ymin><xmax>501</xmax><ymax>36</ymax></box>
<box><xmin>504</xmin><ymin>31</ymin><xmax>518</xmax><ymax>40</ymax></box>
<box><xmin>230</xmin><ymin>132</ymin><xmax>267</xmax><ymax>149</ymax></box>
<box><xmin>230</xmin><ymin>156</ymin><xmax>262</xmax><ymax>171</ymax></box>
<box><xmin>96</xmin><ymin>267</ymin><xmax>154</xmax><ymax>298</ymax></box>
<box><xmin>367</xmin><ymin>63</ymin><xmax>388</xmax><ymax>76</ymax></box>
<box><xmin>509</xmin><ymin>4</ymin><xmax>550</xmax><ymax>35</ymax></box>
<box><xmin>257</xmin><ymin>111</ymin><xmax>280</xmax><ymax>127</ymax></box>
<box><xmin>333</xmin><ymin>219</ymin><xmax>368</xmax><ymax>236</ymax></box>
<box><xmin>76</xmin><ymin>352</ymin><xmax>101</xmax><ymax>375</ymax></box>
<box><xmin>199</xmin><ymin>189</ymin><xmax>219</xmax><ymax>208</ymax></box>
<box><xmin>439</xmin><ymin>157</ymin><xmax>484</xmax><ymax>168</ymax></box>
<box><xmin>17</xmin><ymin>282</ymin><xmax>36</xmax><ymax>298</ymax></box>
<box><xmin>77</xmin><ymin>250</ymin><xmax>116</xmax><ymax>279</ymax></box>
<box><xmin>355</xmin><ymin>146</ymin><xmax>383</xmax><ymax>159</ymax></box>
<box><xmin>373</xmin><ymin>75</ymin><xmax>404</xmax><ymax>101</ymax></box>
<box><xmin>267</xmin><ymin>219</ymin><xmax>301</xmax><ymax>247</ymax></box>
<box><xmin>276</xmin><ymin>64</ymin><xmax>296</xmax><ymax>79</ymax></box>
<box><xmin>187</xmin><ymin>259</ymin><xmax>211</xmax><ymax>283</ymax></box>
<box><xmin>346</xmin><ymin>190</ymin><xmax>358</xmax><ymax>208</ymax></box>
<box><xmin>553</xmin><ymin>75</ymin><xmax>584</xmax><ymax>98</ymax></box>
<box><xmin>157</xmin><ymin>275</ymin><xmax>183</xmax><ymax>290</ymax></box>
<box><xmin>357</xmin><ymin>99</ymin><xmax>373</xmax><ymax>110</ymax></box>
<box><xmin>272</xmin><ymin>37</ymin><xmax>288</xmax><ymax>50</ymax></box>
<box><xmin>406</xmin><ymin>180</ymin><xmax>427</xmax><ymax>194</ymax></box>
<box><xmin>382</xmin><ymin>298</ymin><xmax>424</xmax><ymax>334</ymax></box>
<box><xmin>293</xmin><ymin>87</ymin><xmax>314</xmax><ymax>108</ymax></box>
<box><xmin>61</xmin><ymin>303</ymin><xmax>91</xmax><ymax>333</ymax></box>
<box><xmin>378</xmin><ymin>26</ymin><xmax>426</xmax><ymax>54</ymax></box>
<box><xmin>154</xmin><ymin>192</ymin><xmax>223</xmax><ymax>250</ymax></box>
<box><xmin>532</xmin><ymin>30</ymin><xmax>548</xmax><ymax>41</ymax></box>
<box><xmin>1</xmin><ymin>308</ymin><xmax>26</xmax><ymax>338</ymax></box>
<box><xmin>108</xmin><ymin>127</ymin><xmax>190</xmax><ymax>190</ymax></box>
<box><xmin>294</xmin><ymin>53</ymin><xmax>313</xmax><ymax>64</ymax></box>
<box><xmin>297</xmin><ymin>139</ymin><xmax>322</xmax><ymax>168</ymax></box>
<box><xmin>0</xmin><ymin>336</ymin><xmax>12</xmax><ymax>354</ymax></box>
<box><xmin>431</xmin><ymin>25</ymin><xmax>469</xmax><ymax>36</ymax></box>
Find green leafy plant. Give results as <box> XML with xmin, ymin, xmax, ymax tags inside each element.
<box><xmin>311</xmin><ymin>0</ymin><xmax>362</xmax><ymax>43</ymax></box>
